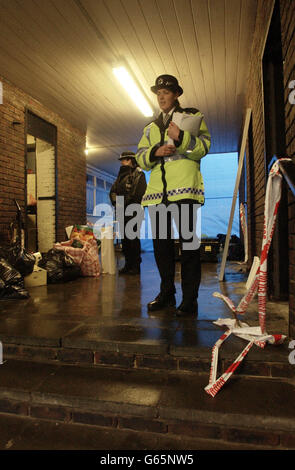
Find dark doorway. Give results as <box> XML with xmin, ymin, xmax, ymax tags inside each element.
<box><xmin>25</xmin><ymin>110</ymin><xmax>57</xmax><ymax>253</ymax></box>
<box><xmin>262</xmin><ymin>0</ymin><xmax>289</xmax><ymax>300</ymax></box>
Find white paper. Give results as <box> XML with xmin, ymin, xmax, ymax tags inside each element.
<box><xmin>167</xmin><ymin>112</ymin><xmax>204</xmax><ymax>145</ymax></box>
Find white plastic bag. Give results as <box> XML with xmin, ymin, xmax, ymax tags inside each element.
<box><xmin>100</xmin><ymin>227</ymin><xmax>116</xmax><ymax>275</ymax></box>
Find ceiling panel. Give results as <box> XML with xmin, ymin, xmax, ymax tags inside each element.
<box><xmin>0</xmin><ymin>0</ymin><xmax>258</xmax><ymax>175</ymax></box>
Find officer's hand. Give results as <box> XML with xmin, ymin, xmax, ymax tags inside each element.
<box><xmin>167</xmin><ymin>122</ymin><xmax>180</xmax><ymax>141</ymax></box>
<box><xmin>154</xmin><ymin>144</ymin><xmax>176</xmax><ymax>157</ymax></box>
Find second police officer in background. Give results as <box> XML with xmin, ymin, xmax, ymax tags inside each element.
<box><xmin>110</xmin><ymin>151</ymin><xmax>146</xmax><ymax>275</ymax></box>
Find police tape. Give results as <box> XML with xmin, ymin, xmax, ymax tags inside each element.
<box><xmin>208</xmin><ymin>329</ymin><xmax>232</xmax><ymax>386</ymax></box>
<box><xmin>205</xmin><ymin>159</ymin><xmax>290</xmax><ymax>397</ymax></box>
<box><xmin>205</xmin><ymin>340</ymin><xmax>254</xmax><ymax>397</ymax></box>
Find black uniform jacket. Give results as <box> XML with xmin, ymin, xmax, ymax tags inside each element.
<box><xmin>109</xmin><ymin>166</ymin><xmax>147</xmax><ymax>207</ymax></box>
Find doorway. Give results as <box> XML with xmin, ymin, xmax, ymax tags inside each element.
<box><xmin>262</xmin><ymin>0</ymin><xmax>289</xmax><ymax>300</ymax></box>
<box><xmin>25</xmin><ymin>111</ymin><xmax>57</xmax><ymax>253</ymax></box>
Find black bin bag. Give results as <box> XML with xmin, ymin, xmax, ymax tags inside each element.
<box><xmin>3</xmin><ymin>243</ymin><xmax>36</xmax><ymax>277</ymax></box>
<box><xmin>2</xmin><ymin>198</ymin><xmax>36</xmax><ymax>277</ymax></box>
<box><xmin>39</xmin><ymin>249</ymin><xmax>81</xmax><ymax>284</ymax></box>
<box><xmin>0</xmin><ymin>258</ymin><xmax>30</xmax><ymax>300</ymax></box>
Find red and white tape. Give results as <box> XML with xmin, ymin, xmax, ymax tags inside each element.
<box><xmin>208</xmin><ymin>329</ymin><xmax>232</xmax><ymax>386</ymax></box>
<box><xmin>205</xmin><ymin>340</ymin><xmax>254</xmax><ymax>397</ymax></box>
<box><xmin>205</xmin><ymin>159</ymin><xmax>289</xmax><ymax>397</ymax></box>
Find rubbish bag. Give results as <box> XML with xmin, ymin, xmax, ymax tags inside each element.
<box><xmin>227</xmin><ymin>235</ymin><xmax>244</xmax><ymax>261</ymax></box>
<box><xmin>0</xmin><ymin>257</ymin><xmax>30</xmax><ymax>300</ymax></box>
<box><xmin>54</xmin><ymin>239</ymin><xmax>100</xmax><ymax>277</ymax></box>
<box><xmin>39</xmin><ymin>249</ymin><xmax>81</xmax><ymax>283</ymax></box>
<box><xmin>2</xmin><ymin>243</ymin><xmax>36</xmax><ymax>277</ymax></box>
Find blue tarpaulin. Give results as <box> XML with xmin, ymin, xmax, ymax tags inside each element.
<box><xmin>140</xmin><ymin>152</ymin><xmax>240</xmax><ymax>252</ymax></box>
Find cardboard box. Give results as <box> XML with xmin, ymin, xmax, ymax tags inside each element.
<box><xmin>24</xmin><ymin>267</ymin><xmax>47</xmax><ymax>288</ymax></box>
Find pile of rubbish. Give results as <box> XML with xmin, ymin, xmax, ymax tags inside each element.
<box><xmin>0</xmin><ymin>201</ymin><xmax>101</xmax><ymax>300</ymax></box>
<box><xmin>0</xmin><ymin>200</ymin><xmax>35</xmax><ymax>299</ymax></box>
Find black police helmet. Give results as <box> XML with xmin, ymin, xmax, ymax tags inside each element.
<box><xmin>151</xmin><ymin>75</ymin><xmax>183</xmax><ymax>96</ymax></box>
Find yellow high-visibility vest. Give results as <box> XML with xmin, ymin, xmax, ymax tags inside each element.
<box><xmin>136</xmin><ymin>108</ymin><xmax>211</xmax><ymax>206</ymax></box>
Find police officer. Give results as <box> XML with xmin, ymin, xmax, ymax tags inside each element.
<box><xmin>135</xmin><ymin>75</ymin><xmax>211</xmax><ymax>315</ymax></box>
<box><xmin>110</xmin><ymin>151</ymin><xmax>146</xmax><ymax>275</ymax></box>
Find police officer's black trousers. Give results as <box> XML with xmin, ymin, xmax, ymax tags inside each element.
<box><xmin>122</xmin><ymin>213</ymin><xmax>143</xmax><ymax>269</ymax></box>
<box><xmin>149</xmin><ymin>201</ymin><xmax>201</xmax><ymax>303</ymax></box>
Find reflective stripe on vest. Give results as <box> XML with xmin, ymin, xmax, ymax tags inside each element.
<box><xmin>156</xmin><ymin>154</ymin><xmax>188</xmax><ymax>164</ymax></box>
<box><xmin>142</xmin><ymin>187</ymin><xmax>204</xmax><ymax>202</ymax></box>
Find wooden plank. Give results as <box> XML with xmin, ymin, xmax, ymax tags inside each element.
<box><xmin>219</xmin><ymin>107</ymin><xmax>252</xmax><ymax>281</ymax></box>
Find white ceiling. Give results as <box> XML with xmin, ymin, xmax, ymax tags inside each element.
<box><xmin>0</xmin><ymin>0</ymin><xmax>258</xmax><ymax>175</ymax></box>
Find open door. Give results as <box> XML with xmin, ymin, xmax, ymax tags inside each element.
<box><xmin>25</xmin><ymin>111</ymin><xmax>57</xmax><ymax>253</ymax></box>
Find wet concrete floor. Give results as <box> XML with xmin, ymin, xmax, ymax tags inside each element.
<box><xmin>0</xmin><ymin>252</ymin><xmax>290</xmax><ymax>351</ymax></box>
<box><xmin>0</xmin><ymin>252</ymin><xmax>293</xmax><ymax>452</ymax></box>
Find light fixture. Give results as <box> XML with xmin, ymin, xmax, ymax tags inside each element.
<box><xmin>113</xmin><ymin>66</ymin><xmax>153</xmax><ymax>117</ymax></box>
<box><xmin>85</xmin><ymin>149</ymin><xmax>89</xmax><ymax>155</ymax></box>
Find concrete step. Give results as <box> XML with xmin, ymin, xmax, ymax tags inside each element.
<box><xmin>0</xmin><ymin>413</ymin><xmax>280</xmax><ymax>451</ymax></box>
<box><xmin>1</xmin><ymin>320</ymin><xmax>293</xmax><ymax>380</ymax></box>
<box><xmin>0</xmin><ymin>358</ymin><xmax>294</xmax><ymax>449</ymax></box>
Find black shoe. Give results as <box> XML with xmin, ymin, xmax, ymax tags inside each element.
<box><xmin>119</xmin><ymin>265</ymin><xmax>132</xmax><ymax>274</ymax></box>
<box><xmin>126</xmin><ymin>266</ymin><xmax>140</xmax><ymax>275</ymax></box>
<box><xmin>147</xmin><ymin>293</ymin><xmax>176</xmax><ymax>312</ymax></box>
<box><xmin>175</xmin><ymin>300</ymin><xmax>198</xmax><ymax>317</ymax></box>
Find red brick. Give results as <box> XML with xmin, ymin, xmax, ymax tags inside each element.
<box><xmin>94</xmin><ymin>352</ymin><xmax>135</xmax><ymax>368</ymax></box>
<box><xmin>223</xmin><ymin>360</ymin><xmax>271</xmax><ymax>377</ymax></box>
<box><xmin>271</xmin><ymin>363</ymin><xmax>295</xmax><ymax>378</ymax></box>
<box><xmin>168</xmin><ymin>421</ymin><xmax>221</xmax><ymax>440</ymax></box>
<box><xmin>136</xmin><ymin>355</ymin><xmax>177</xmax><ymax>370</ymax></box>
<box><xmin>57</xmin><ymin>349</ymin><xmax>93</xmax><ymax>364</ymax></box>
<box><xmin>72</xmin><ymin>411</ymin><xmax>116</xmax><ymax>427</ymax></box>
<box><xmin>223</xmin><ymin>427</ymin><xmax>280</xmax><ymax>447</ymax></box>
<box><xmin>0</xmin><ymin>399</ymin><xmax>28</xmax><ymax>416</ymax></box>
<box><xmin>280</xmin><ymin>432</ymin><xmax>295</xmax><ymax>448</ymax></box>
<box><xmin>0</xmin><ymin>75</ymin><xmax>86</xmax><ymax>245</ymax></box>
<box><xmin>179</xmin><ymin>358</ymin><xmax>211</xmax><ymax>373</ymax></box>
<box><xmin>30</xmin><ymin>405</ymin><xmax>70</xmax><ymax>422</ymax></box>
<box><xmin>118</xmin><ymin>416</ymin><xmax>167</xmax><ymax>434</ymax></box>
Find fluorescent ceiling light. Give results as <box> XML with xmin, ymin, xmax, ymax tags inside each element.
<box><xmin>113</xmin><ymin>66</ymin><xmax>153</xmax><ymax>117</ymax></box>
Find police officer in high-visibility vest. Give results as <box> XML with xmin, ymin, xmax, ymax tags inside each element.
<box><xmin>135</xmin><ymin>75</ymin><xmax>211</xmax><ymax>316</ymax></box>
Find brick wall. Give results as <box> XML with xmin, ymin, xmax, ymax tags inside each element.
<box><xmin>0</xmin><ymin>76</ymin><xmax>86</xmax><ymax>246</ymax></box>
<box><xmin>245</xmin><ymin>1</ymin><xmax>275</xmax><ymax>263</ymax></box>
<box><xmin>245</xmin><ymin>0</ymin><xmax>295</xmax><ymax>337</ymax></box>
<box><xmin>280</xmin><ymin>0</ymin><xmax>295</xmax><ymax>337</ymax></box>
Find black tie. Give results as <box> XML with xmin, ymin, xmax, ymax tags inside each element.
<box><xmin>163</xmin><ymin>113</ymin><xmax>169</xmax><ymax>126</ymax></box>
